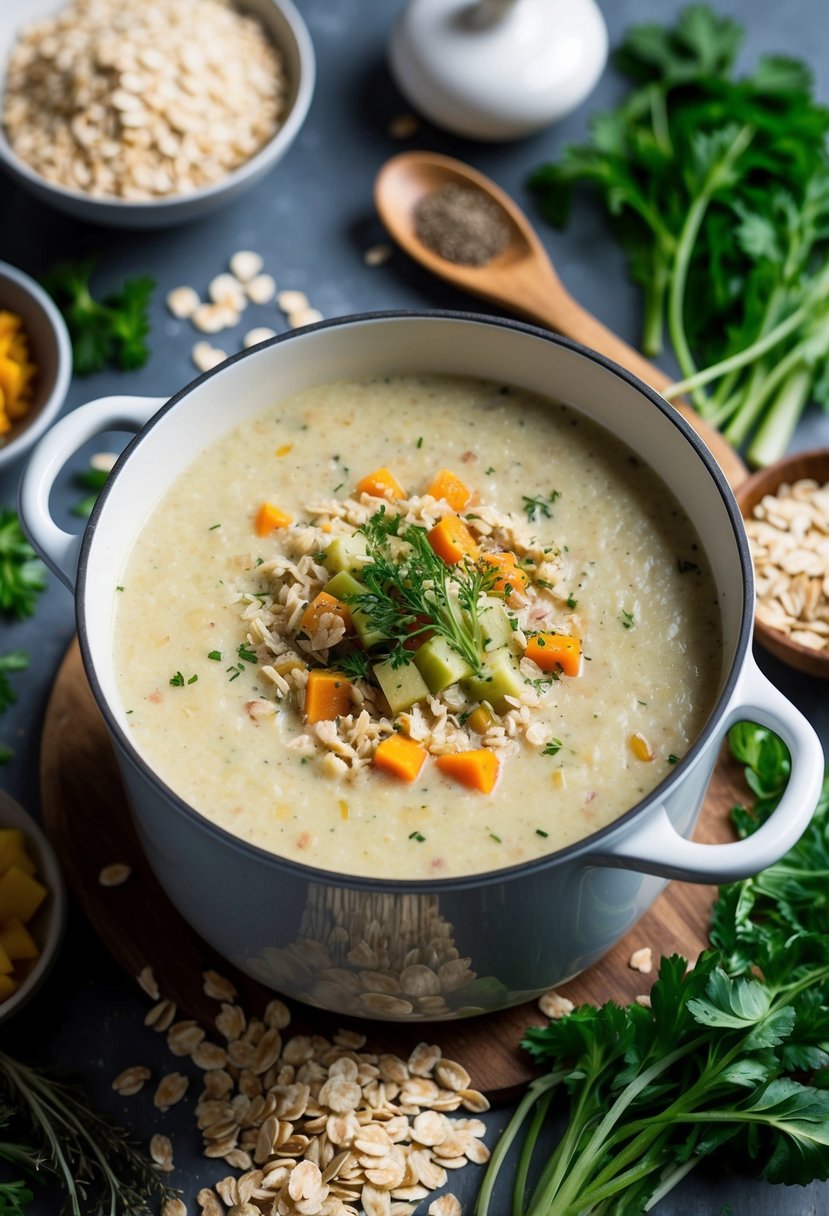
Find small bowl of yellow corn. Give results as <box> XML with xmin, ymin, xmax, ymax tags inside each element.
<box><xmin>0</xmin><ymin>790</ymin><xmax>66</xmax><ymax>1025</ymax></box>
<box><xmin>0</xmin><ymin>260</ymin><xmax>72</xmax><ymax>470</ymax></box>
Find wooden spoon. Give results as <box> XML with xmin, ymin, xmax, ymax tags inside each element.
<box><xmin>375</xmin><ymin>150</ymin><xmax>747</xmax><ymax>489</ymax></box>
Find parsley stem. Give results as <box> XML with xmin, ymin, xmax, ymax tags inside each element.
<box><xmin>475</xmin><ymin>1073</ymin><xmax>564</xmax><ymax>1216</ymax></box>
<box><xmin>512</xmin><ymin>1087</ymin><xmax>553</xmax><ymax>1216</ymax></box>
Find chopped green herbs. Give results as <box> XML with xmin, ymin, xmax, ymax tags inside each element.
<box><xmin>677</xmin><ymin>558</ymin><xmax>700</xmax><ymax>574</ymax></box>
<box><xmin>339</xmin><ymin>651</ymin><xmax>371</xmax><ymax>680</ymax></box>
<box><xmin>489</xmin><ymin>832</ymin><xmax>502</xmax><ymax>843</ymax></box>
<box><xmin>237</xmin><ymin>643</ymin><xmax>257</xmax><ymax>664</ymax></box>
<box><xmin>408</xmin><ymin>831</ymin><xmax>426</xmax><ymax>842</ymax></box>
<box><xmin>535</xmin><ymin>828</ymin><xmax>549</xmax><ymax>838</ymax></box>
<box><xmin>116</xmin><ymin>585</ymin><xmax>124</xmax><ymax>592</ymax></box>
<box><xmin>485</xmin><ymin>466</ymin><xmax>495</xmax><ymax>475</ymax></box>
<box><xmin>668</xmin><ymin>753</ymin><xmax>680</xmax><ymax>764</ymax></box>
<box><xmin>620</xmin><ymin>609</ymin><xmax>635</xmax><ymax>629</ymax></box>
<box><xmin>0</xmin><ymin>510</ymin><xmax>47</xmax><ymax>620</ymax></box>
<box><xmin>209</xmin><ymin>523</ymin><xmax>222</xmax><ymax>531</ymax></box>
<box><xmin>169</xmin><ymin>672</ymin><xmax>184</xmax><ymax>687</ymax></box>
<box><xmin>522</xmin><ymin>490</ymin><xmax>559</xmax><ymax>522</ymax></box>
<box><xmin>227</xmin><ymin>664</ymin><xmax>245</xmax><ymax>682</ymax></box>
<box><xmin>566</xmin><ymin>594</ymin><xmax>578</xmax><ymax>609</ymax></box>
<box><xmin>0</xmin><ymin>651</ymin><xmax>29</xmax><ymax>714</ymax></box>
<box><xmin>207</xmin><ymin>650</ymin><xmax>222</xmax><ymax>661</ymax></box>
<box><xmin>542</xmin><ymin>739</ymin><xmax>562</xmax><ymax>756</ymax></box>
<box><xmin>416</xmin><ymin>436</ymin><xmax>423</xmax><ymax>448</ymax></box>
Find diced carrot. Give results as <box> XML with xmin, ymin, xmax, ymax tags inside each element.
<box><xmin>355</xmin><ymin>467</ymin><xmax>405</xmax><ymax>501</ymax></box>
<box><xmin>466</xmin><ymin>705</ymin><xmax>493</xmax><ymax>734</ymax></box>
<box><xmin>427</xmin><ymin>515</ymin><xmax>480</xmax><ymax>565</ymax></box>
<box><xmin>255</xmin><ymin>501</ymin><xmax>292</xmax><ymax>536</ymax></box>
<box><xmin>373</xmin><ymin>734</ymin><xmax>428</xmax><ymax>783</ymax></box>
<box><xmin>403</xmin><ymin>613</ymin><xmax>434</xmax><ymax>651</ymax></box>
<box><xmin>426</xmin><ymin>469</ymin><xmax>470</xmax><ymax>511</ymax></box>
<box><xmin>480</xmin><ymin>552</ymin><xmax>529</xmax><ymax>595</ymax></box>
<box><xmin>300</xmin><ymin>591</ymin><xmax>352</xmax><ymax>638</ymax></box>
<box><xmin>436</xmin><ymin>749</ymin><xmax>499</xmax><ymax>794</ymax></box>
<box><xmin>524</xmin><ymin>632</ymin><xmax>581</xmax><ymax>677</ymax></box>
<box><xmin>304</xmin><ymin>670</ymin><xmax>352</xmax><ymax>723</ymax></box>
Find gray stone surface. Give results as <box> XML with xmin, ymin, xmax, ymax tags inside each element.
<box><xmin>1</xmin><ymin>0</ymin><xmax>828</xmax><ymax>1211</ymax></box>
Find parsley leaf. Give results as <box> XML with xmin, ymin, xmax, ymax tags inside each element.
<box><xmin>0</xmin><ymin>510</ymin><xmax>47</xmax><ymax>620</ymax></box>
<box><xmin>42</xmin><ymin>260</ymin><xmax>154</xmax><ymax>374</ymax></box>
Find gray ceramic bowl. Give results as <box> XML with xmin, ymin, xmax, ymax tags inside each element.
<box><xmin>0</xmin><ymin>0</ymin><xmax>315</xmax><ymax>229</ymax></box>
<box><xmin>0</xmin><ymin>260</ymin><xmax>72</xmax><ymax>470</ymax></box>
<box><xmin>0</xmin><ymin>791</ymin><xmax>67</xmax><ymax>1027</ymax></box>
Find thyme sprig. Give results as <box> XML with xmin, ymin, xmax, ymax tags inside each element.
<box><xmin>0</xmin><ymin>1054</ymin><xmax>177</xmax><ymax>1216</ymax></box>
<box><xmin>352</xmin><ymin>508</ymin><xmax>496</xmax><ymax>671</ymax></box>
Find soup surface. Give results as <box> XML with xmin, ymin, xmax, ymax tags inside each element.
<box><xmin>114</xmin><ymin>375</ymin><xmax>723</xmax><ymax>878</ymax></box>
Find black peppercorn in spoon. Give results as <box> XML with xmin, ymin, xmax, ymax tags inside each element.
<box><xmin>374</xmin><ymin>150</ymin><xmax>746</xmax><ymax>489</ymax></box>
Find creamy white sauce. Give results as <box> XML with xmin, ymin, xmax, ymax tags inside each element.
<box><xmin>114</xmin><ymin>375</ymin><xmax>722</xmax><ymax>879</ymax></box>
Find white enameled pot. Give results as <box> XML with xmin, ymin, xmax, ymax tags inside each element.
<box><xmin>19</xmin><ymin>314</ymin><xmax>825</xmax><ymax>1021</ymax></box>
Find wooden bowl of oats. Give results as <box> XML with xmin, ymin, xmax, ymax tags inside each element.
<box><xmin>737</xmin><ymin>448</ymin><xmax>829</xmax><ymax>679</ymax></box>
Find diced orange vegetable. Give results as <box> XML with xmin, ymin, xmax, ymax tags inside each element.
<box><xmin>355</xmin><ymin>467</ymin><xmax>405</xmax><ymax>501</ymax></box>
<box><xmin>0</xmin><ymin>866</ymin><xmax>47</xmax><ymax>923</ymax></box>
<box><xmin>0</xmin><ymin>356</ymin><xmax>23</xmax><ymax>408</ymax></box>
<box><xmin>630</xmin><ymin>733</ymin><xmax>654</xmax><ymax>762</ymax></box>
<box><xmin>0</xmin><ymin>917</ymin><xmax>39</xmax><ymax>961</ymax></box>
<box><xmin>480</xmin><ymin>552</ymin><xmax>529</xmax><ymax>595</ymax></box>
<box><xmin>426</xmin><ymin>470</ymin><xmax>470</xmax><ymax>511</ymax></box>
<box><xmin>255</xmin><ymin>502</ymin><xmax>292</xmax><ymax>536</ymax></box>
<box><xmin>373</xmin><ymin>734</ymin><xmax>428</xmax><ymax>783</ymax></box>
<box><xmin>0</xmin><ymin>846</ymin><xmax>35</xmax><ymax>878</ymax></box>
<box><xmin>436</xmin><ymin>749</ymin><xmax>499</xmax><ymax>794</ymax></box>
<box><xmin>300</xmin><ymin>591</ymin><xmax>352</xmax><ymax>638</ymax></box>
<box><xmin>0</xmin><ymin>942</ymin><xmax>12</xmax><ymax>976</ymax></box>
<box><xmin>0</xmin><ymin>311</ymin><xmax>35</xmax><ymax>434</ymax></box>
<box><xmin>524</xmin><ymin>632</ymin><xmax>581</xmax><ymax>677</ymax></box>
<box><xmin>427</xmin><ymin>515</ymin><xmax>480</xmax><ymax>565</ymax></box>
<box><xmin>466</xmin><ymin>705</ymin><xmax>493</xmax><ymax>734</ymax></box>
<box><xmin>0</xmin><ymin>975</ymin><xmax>18</xmax><ymax>1001</ymax></box>
<box><xmin>304</xmin><ymin>669</ymin><xmax>353</xmax><ymax>723</ymax></box>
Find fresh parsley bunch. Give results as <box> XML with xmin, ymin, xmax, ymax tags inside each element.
<box><xmin>0</xmin><ymin>511</ymin><xmax>46</xmax><ymax>620</ymax></box>
<box><xmin>530</xmin><ymin>5</ymin><xmax>829</xmax><ymax>465</ymax></box>
<box><xmin>476</xmin><ymin>724</ymin><xmax>829</xmax><ymax>1214</ymax></box>
<box><xmin>42</xmin><ymin>261</ymin><xmax>154</xmax><ymax>375</ymax></box>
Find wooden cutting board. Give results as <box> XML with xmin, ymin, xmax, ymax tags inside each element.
<box><xmin>40</xmin><ymin>639</ymin><xmax>748</xmax><ymax>1100</ymax></box>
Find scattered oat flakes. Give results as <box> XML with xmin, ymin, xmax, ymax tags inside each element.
<box><xmin>98</xmin><ymin>863</ymin><xmax>131</xmax><ymax>887</ymax></box>
<box><xmin>243</xmin><ymin>327</ymin><xmax>277</xmax><ymax>349</ymax></box>
<box><xmin>364</xmin><ymin>244</ymin><xmax>393</xmax><ymax>267</ymax></box>
<box><xmin>90</xmin><ymin>451</ymin><xmax>118</xmax><ymax>472</ymax></box>
<box><xmin>203</xmin><ymin>970</ymin><xmax>238</xmax><ymax>1002</ymax></box>
<box><xmin>168</xmin><ymin>1019</ymin><xmax>206</xmax><ymax>1056</ymax></box>
<box><xmin>277</xmin><ymin>289</ymin><xmax>309</xmax><ymax>314</ymax></box>
<box><xmin>429</xmin><ymin>1195</ymin><xmax>462</xmax><ymax>1216</ymax></box>
<box><xmin>287</xmin><ymin>307</ymin><xmax>324</xmax><ymax>328</ymax></box>
<box><xmin>196</xmin><ymin>1191</ymin><xmax>223</xmax><ymax>1216</ymax></box>
<box><xmin>635</xmin><ymin>994</ymin><xmax>652</xmax><ymax>1009</ymax></box>
<box><xmin>229</xmin><ymin>251</ymin><xmax>264</xmax><ymax>282</ymax></box>
<box><xmin>629</xmin><ymin>946</ymin><xmax>653</xmax><ymax>974</ymax></box>
<box><xmin>209</xmin><ymin>273</ymin><xmax>247</xmax><ymax>309</ymax></box>
<box><xmin>112</xmin><ymin>1065</ymin><xmax>150</xmax><ymax>1096</ymax></box>
<box><xmin>137</xmin><ymin>965</ymin><xmax>160</xmax><ymax>1000</ymax></box>
<box><xmin>246</xmin><ymin>273</ymin><xmax>277</xmax><ymax>304</ymax></box>
<box><xmin>166</xmin><ymin>286</ymin><xmax>201</xmax><ymax>319</ymax></box>
<box><xmin>538</xmin><ymin>989</ymin><xmax>574</xmax><ymax>1019</ymax></box>
<box><xmin>388</xmin><ymin>113</ymin><xmax>420</xmax><ymax>139</ymax></box>
<box><xmin>192</xmin><ymin>342</ymin><xmax>228</xmax><ymax>372</ymax></box>
<box><xmin>154</xmin><ymin>1071</ymin><xmax>189</xmax><ymax>1110</ymax></box>
<box><xmin>192</xmin><ymin>303</ymin><xmax>233</xmax><ymax>334</ymax></box>
<box><xmin>145</xmin><ymin>998</ymin><xmax>177</xmax><ymax>1031</ymax></box>
<box><xmin>150</xmin><ymin>1133</ymin><xmax>174</xmax><ymax>1172</ymax></box>
<box><xmin>162</xmin><ymin>1199</ymin><xmax>187</xmax><ymax>1216</ymax></box>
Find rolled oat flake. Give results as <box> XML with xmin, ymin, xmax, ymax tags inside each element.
<box><xmin>414</xmin><ymin>183</ymin><xmax>510</xmax><ymax>266</ymax></box>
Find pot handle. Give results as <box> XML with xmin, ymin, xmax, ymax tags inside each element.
<box><xmin>18</xmin><ymin>395</ymin><xmax>164</xmax><ymax>591</ymax></box>
<box><xmin>601</xmin><ymin>657</ymin><xmax>824</xmax><ymax>883</ymax></box>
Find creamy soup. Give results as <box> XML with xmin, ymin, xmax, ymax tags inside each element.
<box><xmin>114</xmin><ymin>375</ymin><xmax>722</xmax><ymax>879</ymax></box>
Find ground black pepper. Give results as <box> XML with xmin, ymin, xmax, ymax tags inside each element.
<box><xmin>414</xmin><ymin>183</ymin><xmax>510</xmax><ymax>266</ymax></box>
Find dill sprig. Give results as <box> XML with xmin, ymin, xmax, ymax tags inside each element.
<box><xmin>0</xmin><ymin>1054</ymin><xmax>178</xmax><ymax>1216</ymax></box>
<box><xmin>353</xmin><ymin>509</ymin><xmax>496</xmax><ymax>672</ymax></box>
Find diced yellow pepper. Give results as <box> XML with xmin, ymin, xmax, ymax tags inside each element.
<box><xmin>0</xmin><ymin>942</ymin><xmax>13</xmax><ymax>975</ymax></box>
<box><xmin>0</xmin><ymin>846</ymin><xmax>35</xmax><ymax>878</ymax></box>
<box><xmin>0</xmin><ymin>866</ymin><xmax>47</xmax><ymax>923</ymax></box>
<box><xmin>0</xmin><ymin>829</ymin><xmax>25</xmax><ymax>854</ymax></box>
<box><xmin>0</xmin><ymin>916</ymin><xmax>39</xmax><ymax>961</ymax></box>
<box><xmin>0</xmin><ymin>357</ymin><xmax>23</xmax><ymax>408</ymax></box>
<box><xmin>0</xmin><ymin>974</ymin><xmax>19</xmax><ymax>1001</ymax></box>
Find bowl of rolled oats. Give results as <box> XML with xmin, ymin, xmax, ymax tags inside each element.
<box><xmin>0</xmin><ymin>0</ymin><xmax>315</xmax><ymax>228</ymax></box>
<box><xmin>738</xmin><ymin>448</ymin><xmax>829</xmax><ymax>679</ymax></box>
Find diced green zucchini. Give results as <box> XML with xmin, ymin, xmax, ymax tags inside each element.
<box><xmin>414</xmin><ymin>637</ymin><xmax>473</xmax><ymax>694</ymax></box>
<box><xmin>323</xmin><ymin>570</ymin><xmax>385</xmax><ymax>649</ymax></box>
<box><xmin>478</xmin><ymin>598</ymin><xmax>517</xmax><ymax>653</ymax></box>
<box><xmin>462</xmin><ymin>648</ymin><xmax>525</xmax><ymax>713</ymax></box>
<box><xmin>322</xmin><ymin>534</ymin><xmax>370</xmax><ymax>574</ymax></box>
<box><xmin>373</xmin><ymin>659</ymin><xmax>430</xmax><ymax>714</ymax></box>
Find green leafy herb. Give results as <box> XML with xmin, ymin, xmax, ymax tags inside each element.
<box><xmin>416</xmin><ymin>436</ymin><xmax>423</xmax><ymax>448</ymax></box>
<box><xmin>477</xmin><ymin>723</ymin><xmax>829</xmax><ymax>1214</ymax></box>
<box><xmin>0</xmin><ymin>652</ymin><xmax>29</xmax><ymax>715</ymax></box>
<box><xmin>352</xmin><ymin>508</ymin><xmax>497</xmax><ymax>672</ymax></box>
<box><xmin>489</xmin><ymin>832</ymin><xmax>502</xmax><ymax>843</ymax></box>
<box><xmin>71</xmin><ymin>466</ymin><xmax>110</xmax><ymax>519</ymax></box>
<box><xmin>187</xmin><ymin>674</ymin><xmax>198</xmax><ymax>685</ymax></box>
<box><xmin>207</xmin><ymin>650</ymin><xmax>222</xmax><ymax>661</ymax></box>
<box><xmin>339</xmin><ymin>651</ymin><xmax>372</xmax><ymax>680</ymax></box>
<box><xmin>566</xmin><ymin>594</ymin><xmax>578</xmax><ymax>610</ymax></box>
<box><xmin>0</xmin><ymin>511</ymin><xmax>46</xmax><ymax>620</ymax></box>
<box><xmin>237</xmin><ymin>643</ymin><xmax>258</xmax><ymax>664</ymax></box>
<box><xmin>169</xmin><ymin>671</ymin><xmax>185</xmax><ymax>687</ymax></box>
<box><xmin>529</xmin><ymin>5</ymin><xmax>829</xmax><ymax>466</ymax></box>
<box><xmin>485</xmin><ymin>466</ymin><xmax>495</xmax><ymax>475</ymax></box>
<box><xmin>0</xmin><ymin>1056</ymin><xmax>177</xmax><ymax>1216</ymax></box>
<box><xmin>620</xmin><ymin>609</ymin><xmax>635</xmax><ymax>629</ymax></box>
<box><xmin>42</xmin><ymin>261</ymin><xmax>154</xmax><ymax>375</ymax></box>
<box><xmin>535</xmin><ymin>829</ymin><xmax>549</xmax><ymax>838</ymax></box>
<box><xmin>408</xmin><ymin>831</ymin><xmax>426</xmax><ymax>842</ymax></box>
<box><xmin>542</xmin><ymin>739</ymin><xmax>562</xmax><ymax>756</ymax></box>
<box><xmin>522</xmin><ymin>491</ymin><xmax>559</xmax><ymax>522</ymax></box>
<box><xmin>668</xmin><ymin>753</ymin><xmax>680</xmax><ymax>764</ymax></box>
